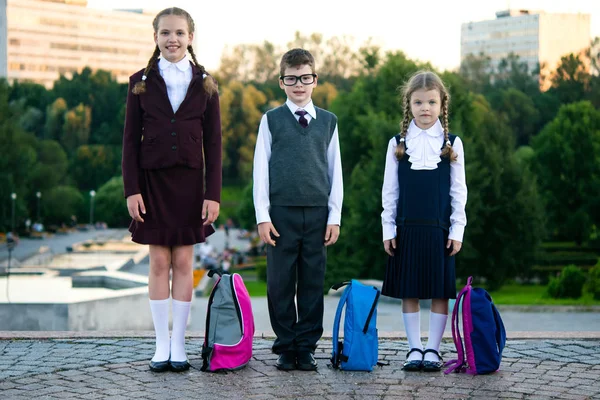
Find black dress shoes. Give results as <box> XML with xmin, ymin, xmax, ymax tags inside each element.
<box><xmin>170</xmin><ymin>359</ymin><xmax>191</xmax><ymax>372</ymax></box>
<box><xmin>275</xmin><ymin>352</ymin><xmax>296</xmax><ymax>371</ymax></box>
<box><xmin>422</xmin><ymin>349</ymin><xmax>444</xmax><ymax>372</ymax></box>
<box><xmin>149</xmin><ymin>360</ymin><xmax>170</xmax><ymax>372</ymax></box>
<box><xmin>402</xmin><ymin>348</ymin><xmax>424</xmax><ymax>371</ymax></box>
<box><xmin>296</xmin><ymin>351</ymin><xmax>317</xmax><ymax>371</ymax></box>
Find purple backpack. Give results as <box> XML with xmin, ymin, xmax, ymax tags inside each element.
<box><xmin>445</xmin><ymin>276</ymin><xmax>506</xmax><ymax>375</ymax></box>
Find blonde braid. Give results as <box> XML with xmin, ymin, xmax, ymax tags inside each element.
<box><xmin>396</xmin><ymin>97</ymin><xmax>411</xmax><ymax>160</ymax></box>
<box><xmin>187</xmin><ymin>45</ymin><xmax>218</xmax><ymax>96</ymax></box>
<box><xmin>440</xmin><ymin>93</ymin><xmax>457</xmax><ymax>161</ymax></box>
<box><xmin>132</xmin><ymin>45</ymin><xmax>160</xmax><ymax>95</ymax></box>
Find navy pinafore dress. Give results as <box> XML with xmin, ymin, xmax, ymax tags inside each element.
<box><xmin>382</xmin><ymin>134</ymin><xmax>457</xmax><ymax>299</ymax></box>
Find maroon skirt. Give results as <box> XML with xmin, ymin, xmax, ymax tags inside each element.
<box><xmin>129</xmin><ymin>165</ymin><xmax>215</xmax><ymax>246</ymax></box>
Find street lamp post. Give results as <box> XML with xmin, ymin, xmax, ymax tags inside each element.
<box><xmin>36</xmin><ymin>191</ymin><xmax>41</xmax><ymax>223</ymax></box>
<box><xmin>10</xmin><ymin>192</ymin><xmax>16</xmax><ymax>234</ymax></box>
<box><xmin>89</xmin><ymin>190</ymin><xmax>96</xmax><ymax>226</ymax></box>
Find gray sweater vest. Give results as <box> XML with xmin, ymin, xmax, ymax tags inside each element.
<box><xmin>266</xmin><ymin>105</ymin><xmax>337</xmax><ymax>207</ymax></box>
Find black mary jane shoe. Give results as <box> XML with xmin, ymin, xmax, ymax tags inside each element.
<box><xmin>149</xmin><ymin>360</ymin><xmax>170</xmax><ymax>372</ymax></box>
<box><xmin>169</xmin><ymin>359</ymin><xmax>191</xmax><ymax>372</ymax></box>
<box><xmin>402</xmin><ymin>348</ymin><xmax>424</xmax><ymax>371</ymax></box>
<box><xmin>296</xmin><ymin>351</ymin><xmax>317</xmax><ymax>371</ymax></box>
<box><xmin>275</xmin><ymin>352</ymin><xmax>297</xmax><ymax>371</ymax></box>
<box><xmin>422</xmin><ymin>349</ymin><xmax>444</xmax><ymax>372</ymax></box>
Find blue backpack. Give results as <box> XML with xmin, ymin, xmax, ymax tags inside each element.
<box><xmin>445</xmin><ymin>276</ymin><xmax>507</xmax><ymax>375</ymax></box>
<box><xmin>330</xmin><ymin>280</ymin><xmax>381</xmax><ymax>371</ymax></box>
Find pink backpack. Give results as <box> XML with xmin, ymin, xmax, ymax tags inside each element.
<box><xmin>201</xmin><ymin>271</ymin><xmax>255</xmax><ymax>372</ymax></box>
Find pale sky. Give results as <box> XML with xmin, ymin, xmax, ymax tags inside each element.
<box><xmin>87</xmin><ymin>0</ymin><xmax>600</xmax><ymax>73</ymax></box>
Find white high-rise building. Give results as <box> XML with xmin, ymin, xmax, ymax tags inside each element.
<box><xmin>2</xmin><ymin>0</ymin><xmax>156</xmax><ymax>88</ymax></box>
<box><xmin>461</xmin><ymin>10</ymin><xmax>591</xmax><ymax>78</ymax></box>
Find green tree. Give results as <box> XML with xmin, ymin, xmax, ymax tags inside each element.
<box><xmin>71</xmin><ymin>145</ymin><xmax>121</xmax><ymax>191</ymax></box>
<box><xmin>219</xmin><ymin>81</ymin><xmax>267</xmax><ymax>182</ymax></box>
<box><xmin>95</xmin><ymin>176</ymin><xmax>129</xmax><ymax>227</ymax></box>
<box><xmin>488</xmin><ymin>88</ymin><xmax>540</xmax><ymax>146</ymax></box>
<box><xmin>29</xmin><ymin>140</ymin><xmax>68</xmax><ymax>193</ymax></box>
<box><xmin>52</xmin><ymin>67</ymin><xmax>127</xmax><ymax>145</ymax></box>
<box><xmin>459</xmin><ymin>53</ymin><xmax>493</xmax><ymax>94</ymax></box>
<box><xmin>549</xmin><ymin>53</ymin><xmax>590</xmax><ymax>105</ymax></box>
<box><xmin>62</xmin><ymin>103</ymin><xmax>91</xmax><ymax>153</ymax></box>
<box><xmin>458</xmin><ymin>95</ymin><xmax>544</xmax><ymax>289</ymax></box>
<box><xmin>0</xmin><ymin>79</ymin><xmax>39</xmax><ymax>231</ymax></box>
<box><xmin>44</xmin><ymin>98</ymin><xmax>67</xmax><ymax>141</ymax></box>
<box><xmin>532</xmin><ymin>101</ymin><xmax>600</xmax><ymax>244</ymax></box>
<box><xmin>41</xmin><ymin>185</ymin><xmax>84</xmax><ymax>226</ymax></box>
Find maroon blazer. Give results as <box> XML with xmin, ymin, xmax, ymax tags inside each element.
<box><xmin>122</xmin><ymin>63</ymin><xmax>222</xmax><ymax>202</ymax></box>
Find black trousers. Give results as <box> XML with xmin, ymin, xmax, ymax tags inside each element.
<box><xmin>267</xmin><ymin>205</ymin><xmax>328</xmax><ymax>354</ymax></box>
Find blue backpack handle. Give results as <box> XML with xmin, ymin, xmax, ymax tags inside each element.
<box><xmin>331</xmin><ymin>282</ymin><xmax>352</xmax><ymax>368</ymax></box>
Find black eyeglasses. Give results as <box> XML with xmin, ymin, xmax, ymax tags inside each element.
<box><xmin>280</xmin><ymin>74</ymin><xmax>317</xmax><ymax>86</ymax></box>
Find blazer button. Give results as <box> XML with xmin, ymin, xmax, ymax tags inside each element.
<box><xmin>171</xmin><ymin>118</ymin><xmax>176</xmax><ymax>123</ymax></box>
<box><xmin>172</xmin><ymin>145</ymin><xmax>177</xmax><ymax>150</ymax></box>
<box><xmin>171</xmin><ymin>132</ymin><xmax>177</xmax><ymax>136</ymax></box>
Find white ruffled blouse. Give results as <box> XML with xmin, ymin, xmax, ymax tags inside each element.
<box><xmin>381</xmin><ymin>119</ymin><xmax>468</xmax><ymax>242</ymax></box>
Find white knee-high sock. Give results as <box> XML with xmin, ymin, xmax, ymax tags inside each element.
<box><xmin>170</xmin><ymin>299</ymin><xmax>191</xmax><ymax>362</ymax></box>
<box><xmin>402</xmin><ymin>311</ymin><xmax>423</xmax><ymax>361</ymax></box>
<box><xmin>149</xmin><ymin>298</ymin><xmax>170</xmax><ymax>362</ymax></box>
<box><xmin>425</xmin><ymin>311</ymin><xmax>448</xmax><ymax>362</ymax></box>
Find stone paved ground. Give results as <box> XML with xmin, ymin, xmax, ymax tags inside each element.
<box><xmin>0</xmin><ymin>338</ymin><xmax>599</xmax><ymax>399</ymax></box>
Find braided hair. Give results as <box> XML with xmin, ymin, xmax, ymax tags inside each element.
<box><xmin>132</xmin><ymin>7</ymin><xmax>217</xmax><ymax>96</ymax></box>
<box><xmin>395</xmin><ymin>71</ymin><xmax>456</xmax><ymax>162</ymax></box>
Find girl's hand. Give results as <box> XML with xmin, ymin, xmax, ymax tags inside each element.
<box><xmin>446</xmin><ymin>239</ymin><xmax>462</xmax><ymax>256</ymax></box>
<box><xmin>126</xmin><ymin>194</ymin><xmax>146</xmax><ymax>222</ymax></box>
<box><xmin>258</xmin><ymin>222</ymin><xmax>279</xmax><ymax>246</ymax></box>
<box><xmin>202</xmin><ymin>200</ymin><xmax>220</xmax><ymax>225</ymax></box>
<box><xmin>384</xmin><ymin>238</ymin><xmax>396</xmax><ymax>256</ymax></box>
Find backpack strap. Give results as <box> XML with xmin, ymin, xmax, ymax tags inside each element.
<box><xmin>201</xmin><ymin>275</ymin><xmax>221</xmax><ymax>372</ymax></box>
<box><xmin>331</xmin><ymin>283</ymin><xmax>352</xmax><ymax>369</ymax></box>
<box><xmin>444</xmin><ymin>276</ymin><xmax>472</xmax><ymax>374</ymax></box>
<box><xmin>492</xmin><ymin>303</ymin><xmax>507</xmax><ymax>354</ymax></box>
<box><xmin>362</xmin><ymin>287</ymin><xmax>380</xmax><ymax>334</ymax></box>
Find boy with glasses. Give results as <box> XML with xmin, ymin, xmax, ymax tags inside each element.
<box><xmin>253</xmin><ymin>48</ymin><xmax>343</xmax><ymax>371</ymax></box>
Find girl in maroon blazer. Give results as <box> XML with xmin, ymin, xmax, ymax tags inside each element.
<box><xmin>122</xmin><ymin>7</ymin><xmax>222</xmax><ymax>373</ymax></box>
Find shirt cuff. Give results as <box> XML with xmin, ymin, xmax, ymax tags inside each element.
<box><xmin>449</xmin><ymin>225</ymin><xmax>465</xmax><ymax>242</ymax></box>
<box><xmin>382</xmin><ymin>224</ymin><xmax>397</xmax><ymax>241</ymax></box>
<box><xmin>256</xmin><ymin>208</ymin><xmax>271</xmax><ymax>225</ymax></box>
<box><xmin>327</xmin><ymin>211</ymin><xmax>341</xmax><ymax>226</ymax></box>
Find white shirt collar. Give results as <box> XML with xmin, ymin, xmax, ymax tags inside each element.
<box><xmin>285</xmin><ymin>99</ymin><xmax>317</xmax><ymax>119</ymax></box>
<box><xmin>406</xmin><ymin>119</ymin><xmax>444</xmax><ymax>140</ymax></box>
<box><xmin>158</xmin><ymin>55</ymin><xmax>191</xmax><ymax>72</ymax></box>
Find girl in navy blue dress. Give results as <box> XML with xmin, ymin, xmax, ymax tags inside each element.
<box><xmin>381</xmin><ymin>71</ymin><xmax>467</xmax><ymax>372</ymax></box>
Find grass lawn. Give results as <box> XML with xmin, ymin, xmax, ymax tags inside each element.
<box><xmin>242</xmin><ymin>280</ymin><xmax>267</xmax><ymax>297</ymax></box>
<box><xmin>488</xmin><ymin>284</ymin><xmax>600</xmax><ymax>306</ymax></box>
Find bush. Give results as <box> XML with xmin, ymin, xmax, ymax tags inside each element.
<box><xmin>585</xmin><ymin>263</ymin><xmax>600</xmax><ymax>300</ymax></box>
<box><xmin>546</xmin><ymin>265</ymin><xmax>587</xmax><ymax>299</ymax></box>
<box><xmin>255</xmin><ymin>258</ymin><xmax>267</xmax><ymax>283</ymax></box>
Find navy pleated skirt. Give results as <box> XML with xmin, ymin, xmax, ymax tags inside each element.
<box><xmin>382</xmin><ymin>226</ymin><xmax>456</xmax><ymax>299</ymax></box>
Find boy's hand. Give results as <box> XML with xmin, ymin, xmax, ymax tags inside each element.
<box><xmin>258</xmin><ymin>222</ymin><xmax>279</xmax><ymax>246</ymax></box>
<box><xmin>324</xmin><ymin>224</ymin><xmax>340</xmax><ymax>246</ymax></box>
<box><xmin>202</xmin><ymin>200</ymin><xmax>220</xmax><ymax>226</ymax></box>
<box><xmin>126</xmin><ymin>194</ymin><xmax>146</xmax><ymax>223</ymax></box>
<box><xmin>446</xmin><ymin>239</ymin><xmax>462</xmax><ymax>256</ymax></box>
<box><xmin>383</xmin><ymin>238</ymin><xmax>396</xmax><ymax>256</ymax></box>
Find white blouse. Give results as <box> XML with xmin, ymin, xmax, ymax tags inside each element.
<box><xmin>381</xmin><ymin>119</ymin><xmax>467</xmax><ymax>242</ymax></box>
<box><xmin>158</xmin><ymin>55</ymin><xmax>192</xmax><ymax>113</ymax></box>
